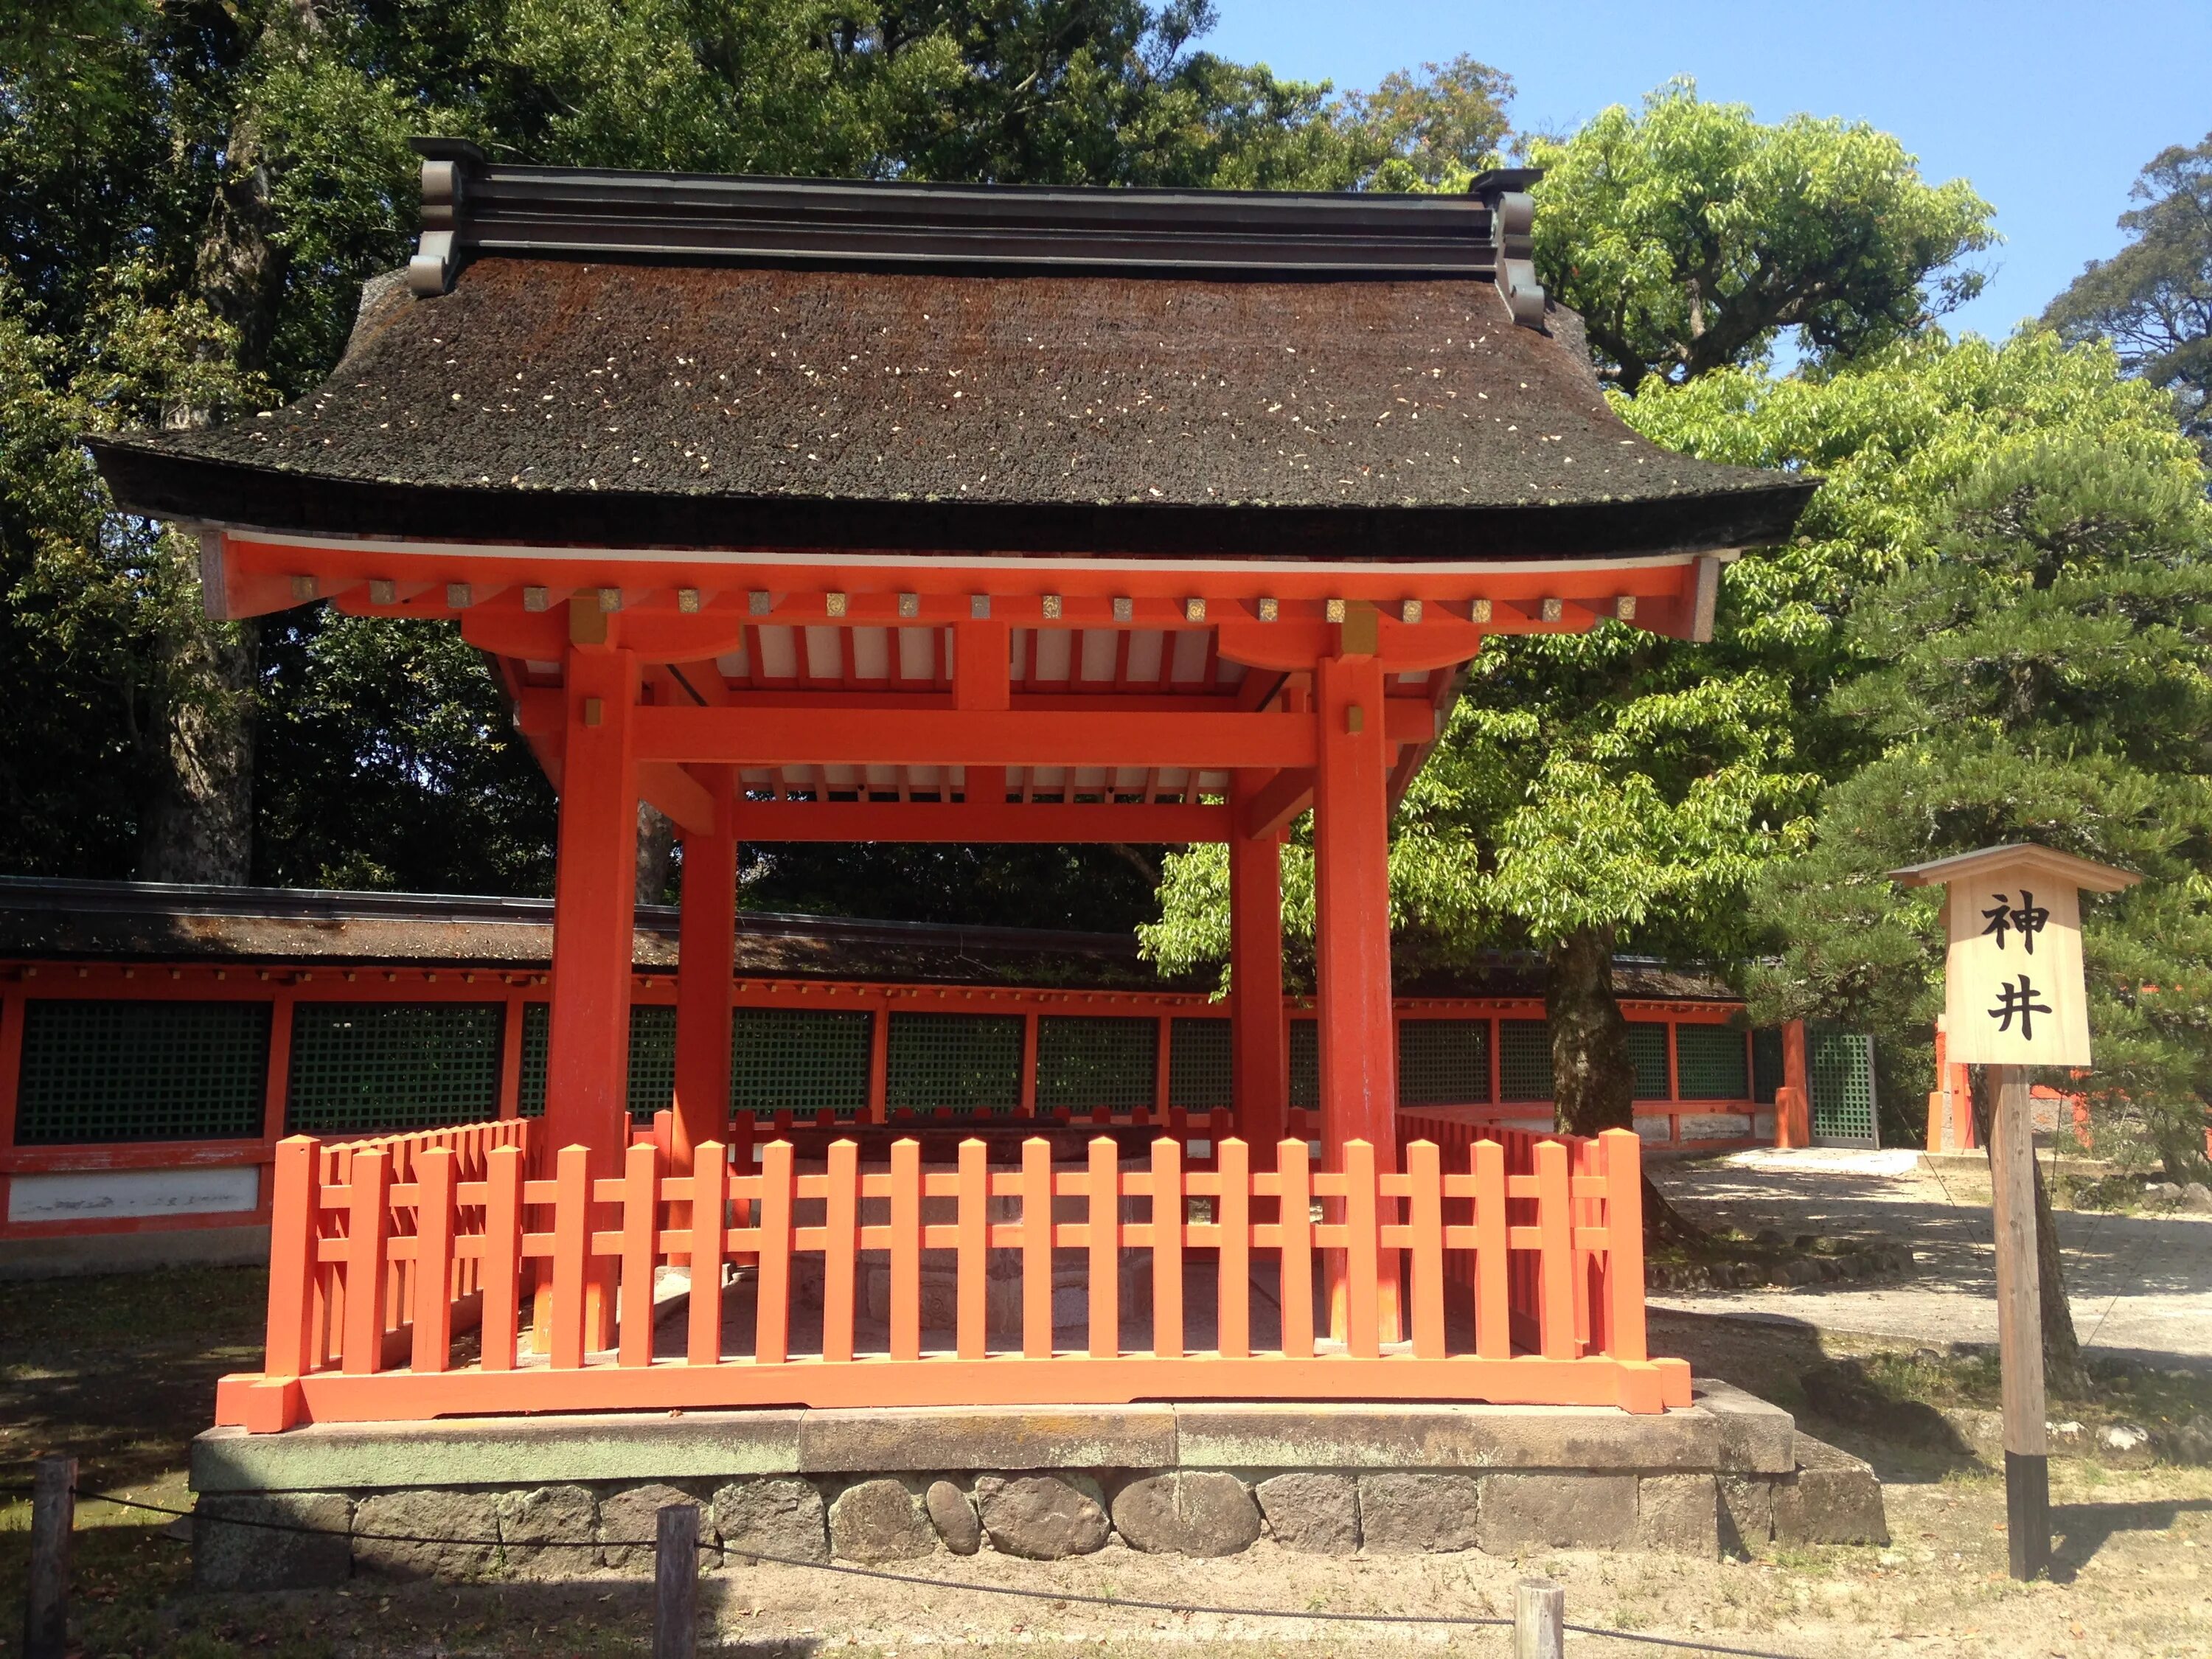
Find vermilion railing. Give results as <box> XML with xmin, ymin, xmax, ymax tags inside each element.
<box><xmin>294</xmin><ymin>1119</ymin><xmax>535</xmax><ymax>1379</ymax></box>
<box><xmin>220</xmin><ymin>1122</ymin><xmax>1683</xmax><ymax>1433</ymax></box>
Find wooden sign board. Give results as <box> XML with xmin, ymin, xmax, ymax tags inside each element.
<box><xmin>1892</xmin><ymin>845</ymin><xmax>2140</xmax><ymax>1068</ymax></box>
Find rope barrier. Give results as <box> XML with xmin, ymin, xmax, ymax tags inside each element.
<box><xmin>58</xmin><ymin>1486</ymin><xmax>1809</xmax><ymax>1658</ymax></box>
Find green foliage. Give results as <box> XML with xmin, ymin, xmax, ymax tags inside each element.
<box><xmin>0</xmin><ymin>272</ymin><xmax>263</xmax><ymax>877</ymax></box>
<box><xmin>1528</xmin><ymin>80</ymin><xmax>1996</xmax><ymax>393</ymax></box>
<box><xmin>2045</xmin><ymin>131</ymin><xmax>2212</xmax><ymax>453</ymax></box>
<box><xmin>751</xmin><ymin>842</ymin><xmax>1170</xmax><ymax>933</ymax></box>
<box><xmin>254</xmin><ymin>613</ymin><xmax>557</xmax><ymax>893</ymax></box>
<box><xmin>1750</xmin><ymin>436</ymin><xmax>2212</xmax><ymax>1178</ymax></box>
<box><xmin>1340</xmin><ymin>53</ymin><xmax>1512</xmax><ymax>191</ymax></box>
<box><xmin>1621</xmin><ymin>332</ymin><xmax>2194</xmax><ymax>714</ymax></box>
<box><xmin>0</xmin><ymin>1</ymin><xmax>1447</xmax><ymax>902</ymax></box>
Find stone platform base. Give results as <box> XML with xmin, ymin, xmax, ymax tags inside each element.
<box><xmin>188</xmin><ymin>1381</ymin><xmax>1886</xmax><ymax>1590</ymax></box>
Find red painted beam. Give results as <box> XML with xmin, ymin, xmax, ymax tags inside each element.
<box><xmin>731</xmin><ymin>799</ymin><xmax>1230</xmax><ymax>842</ymax></box>
<box><xmin>627</xmin><ymin>704</ymin><xmax>1429</xmax><ymax>767</ymax></box>
<box><xmin>1237</xmin><ymin>768</ymin><xmax>1315</xmax><ymax>841</ymax></box>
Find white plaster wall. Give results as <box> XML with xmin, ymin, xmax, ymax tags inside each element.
<box><xmin>7</xmin><ymin>1165</ymin><xmax>260</xmax><ymax>1224</ymax></box>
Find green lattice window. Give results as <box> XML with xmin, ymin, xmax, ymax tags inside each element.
<box><xmin>13</xmin><ymin>999</ymin><xmax>269</xmax><ymax>1145</ymax></box>
<box><xmin>1397</xmin><ymin>1019</ymin><xmax>1490</xmax><ymax>1107</ymax></box>
<box><xmin>1751</xmin><ymin>1028</ymin><xmax>1784</xmax><ymax>1104</ymax></box>
<box><xmin>1676</xmin><ymin>1023</ymin><xmax>1750</xmax><ymax>1101</ymax></box>
<box><xmin>518</xmin><ymin>1002</ymin><xmax>549</xmax><ymax>1116</ymax></box>
<box><xmin>1810</xmin><ymin>1028</ymin><xmax>1878</xmax><ymax>1145</ymax></box>
<box><xmin>1168</xmin><ymin>1017</ymin><xmax>1232</xmax><ymax>1110</ymax></box>
<box><xmin>1627</xmin><ymin>1022</ymin><xmax>1670</xmax><ymax>1099</ymax></box>
<box><xmin>520</xmin><ymin>1002</ymin><xmax>872</xmax><ymax>1122</ymax></box>
<box><xmin>1498</xmin><ymin>1019</ymin><xmax>1553</xmax><ymax>1102</ymax></box>
<box><xmin>287</xmin><ymin>1003</ymin><xmax>502</xmax><ymax>1135</ymax></box>
<box><xmin>886</xmin><ymin>1012</ymin><xmax>1021</xmax><ymax>1116</ymax></box>
<box><xmin>1288</xmin><ymin>1018</ymin><xmax>1318</xmax><ymax>1109</ymax></box>
<box><xmin>627</xmin><ymin>1004</ymin><xmax>676</xmax><ymax>1122</ymax></box>
<box><xmin>1037</xmin><ymin>1016</ymin><xmax>1157</xmax><ymax>1112</ymax></box>
<box><xmin>733</xmin><ymin>1007</ymin><xmax>870</xmax><ymax>1120</ymax></box>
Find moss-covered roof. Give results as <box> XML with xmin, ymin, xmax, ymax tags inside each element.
<box><xmin>93</xmin><ymin>163</ymin><xmax>1813</xmax><ymax>560</ymax></box>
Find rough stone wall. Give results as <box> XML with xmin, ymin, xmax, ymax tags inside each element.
<box><xmin>193</xmin><ymin>1447</ymin><xmax>1885</xmax><ymax>1589</ymax></box>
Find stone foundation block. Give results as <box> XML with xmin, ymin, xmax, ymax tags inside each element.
<box><xmin>801</xmin><ymin>1406</ymin><xmax>1175</xmax><ymax>1473</ymax></box>
<box><xmin>712</xmin><ymin>1476</ymin><xmax>828</xmax><ymax>1565</ymax></box>
<box><xmin>831</xmin><ymin>1478</ymin><xmax>936</xmax><ymax>1562</ymax></box>
<box><xmin>926</xmin><ymin>1479</ymin><xmax>981</xmax><ymax>1555</ymax></box>
<box><xmin>599</xmin><ymin>1482</ymin><xmax>706</xmax><ymax>1575</ymax></box>
<box><xmin>1694</xmin><ymin>1378</ymin><xmax>1795</xmax><ymax>1473</ymax></box>
<box><xmin>1110</xmin><ymin>1471</ymin><xmax>1261</xmax><ymax>1557</ymax></box>
<box><xmin>1356</xmin><ymin>1472</ymin><xmax>1481</xmax><ymax>1554</ymax></box>
<box><xmin>354</xmin><ymin>1489</ymin><xmax>498</xmax><ymax>1581</ymax></box>
<box><xmin>1478</xmin><ymin>1472</ymin><xmax>1635</xmax><ymax>1553</ymax></box>
<box><xmin>194</xmin><ymin>1492</ymin><xmax>352</xmax><ymax>1591</ymax></box>
<box><xmin>1635</xmin><ymin>1474</ymin><xmax>1718</xmax><ymax>1557</ymax></box>
<box><xmin>1254</xmin><ymin>1472</ymin><xmax>1359</xmax><ymax>1554</ymax></box>
<box><xmin>1773</xmin><ymin>1436</ymin><xmax>1888</xmax><ymax>1546</ymax></box>
<box><xmin>1717</xmin><ymin>1475</ymin><xmax>1774</xmax><ymax>1554</ymax></box>
<box><xmin>975</xmin><ymin>1472</ymin><xmax>1109</xmax><ymax>1559</ymax></box>
<box><xmin>493</xmin><ymin>1485</ymin><xmax>597</xmax><ymax>1579</ymax></box>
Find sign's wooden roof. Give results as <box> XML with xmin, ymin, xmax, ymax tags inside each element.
<box><xmin>1889</xmin><ymin>844</ymin><xmax>2141</xmax><ymax>893</ymax></box>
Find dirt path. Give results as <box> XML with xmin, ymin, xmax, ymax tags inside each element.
<box><xmin>1649</xmin><ymin>1149</ymin><xmax>2212</xmax><ymax>1363</ymax></box>
<box><xmin>7</xmin><ymin>1254</ymin><xmax>2212</xmax><ymax>1656</ymax></box>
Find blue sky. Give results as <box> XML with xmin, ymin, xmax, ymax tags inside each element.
<box><xmin>1206</xmin><ymin>1</ymin><xmax>2211</xmax><ymax>347</ymax></box>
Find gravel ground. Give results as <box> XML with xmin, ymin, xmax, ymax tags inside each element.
<box><xmin>1649</xmin><ymin>1149</ymin><xmax>2212</xmax><ymax>1363</ymax></box>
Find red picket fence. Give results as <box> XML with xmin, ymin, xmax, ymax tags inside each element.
<box><xmin>288</xmin><ymin>1119</ymin><xmax>535</xmax><ymax>1381</ymax></box>
<box><xmin>220</xmin><ymin>1122</ymin><xmax>1683</xmax><ymax>1433</ymax></box>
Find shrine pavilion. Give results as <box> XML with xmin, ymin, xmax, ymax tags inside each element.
<box><xmin>90</xmin><ymin>145</ymin><xmax>1815</xmax><ymax>1432</ymax></box>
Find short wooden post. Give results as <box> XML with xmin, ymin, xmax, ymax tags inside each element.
<box><xmin>653</xmin><ymin>1500</ymin><xmax>700</xmax><ymax>1659</ymax></box>
<box><xmin>24</xmin><ymin>1454</ymin><xmax>74</xmax><ymax>1659</ymax></box>
<box><xmin>1989</xmin><ymin>1063</ymin><xmax>2050</xmax><ymax>1580</ymax></box>
<box><xmin>1513</xmin><ymin>1576</ymin><xmax>1564</xmax><ymax>1659</ymax></box>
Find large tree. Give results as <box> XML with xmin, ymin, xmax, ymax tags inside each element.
<box><xmin>1747</xmin><ymin>428</ymin><xmax>2212</xmax><ymax>1381</ymax></box>
<box><xmin>1529</xmin><ymin>80</ymin><xmax>1995</xmax><ymax>394</ymax></box>
<box><xmin>2045</xmin><ymin>132</ymin><xmax>2212</xmax><ymax>456</ymax></box>
<box><xmin>0</xmin><ymin>1</ymin><xmax>1430</xmax><ymax>903</ymax></box>
<box><xmin>1151</xmin><ymin>88</ymin><xmax>2003</xmax><ymax>1137</ymax></box>
<box><xmin>1147</xmin><ymin>328</ymin><xmax>2186</xmax><ymax>1147</ymax></box>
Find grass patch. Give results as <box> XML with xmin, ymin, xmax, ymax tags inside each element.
<box><xmin>1859</xmin><ymin>1346</ymin><xmax>2212</xmax><ymax>1424</ymax></box>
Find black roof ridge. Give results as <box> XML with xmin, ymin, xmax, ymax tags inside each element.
<box><xmin>404</xmin><ymin>139</ymin><xmax>1544</xmax><ymax>295</ymax></box>
<box><xmin>411</xmin><ymin>138</ymin><xmax>1535</xmax><ymax>209</ymax></box>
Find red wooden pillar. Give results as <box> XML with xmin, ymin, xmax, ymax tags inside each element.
<box><xmin>1229</xmin><ymin>772</ymin><xmax>1287</xmax><ymax>1160</ymax></box>
<box><xmin>672</xmin><ymin>773</ymin><xmax>737</xmax><ymax>1176</ymax></box>
<box><xmin>1775</xmin><ymin>1018</ymin><xmax>1812</xmax><ymax>1149</ymax></box>
<box><xmin>544</xmin><ymin>641</ymin><xmax>641</xmax><ymax>1349</ymax></box>
<box><xmin>1311</xmin><ymin>639</ymin><xmax>1400</xmax><ymax>1344</ymax></box>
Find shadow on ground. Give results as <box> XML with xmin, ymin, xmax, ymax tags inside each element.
<box><xmin>2052</xmin><ymin>1496</ymin><xmax>2212</xmax><ymax>1579</ymax></box>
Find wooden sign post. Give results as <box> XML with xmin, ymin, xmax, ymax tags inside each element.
<box><xmin>1892</xmin><ymin>844</ymin><xmax>2139</xmax><ymax>1581</ymax></box>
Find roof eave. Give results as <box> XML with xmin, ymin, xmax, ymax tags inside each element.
<box><xmin>91</xmin><ymin>439</ymin><xmax>1820</xmax><ymax>564</ymax></box>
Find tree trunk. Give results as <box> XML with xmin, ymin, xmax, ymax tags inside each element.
<box><xmin>1548</xmin><ymin>924</ymin><xmax>1632</xmax><ymax>1136</ymax></box>
<box><xmin>1545</xmin><ymin>924</ymin><xmax>1704</xmax><ymax>1245</ymax></box>
<box><xmin>139</xmin><ymin>15</ymin><xmax>302</xmax><ymax>882</ymax></box>
<box><xmin>137</xmin><ymin>586</ymin><xmax>257</xmax><ymax>886</ymax></box>
<box><xmin>1969</xmin><ymin>1071</ymin><xmax>2086</xmax><ymax>1393</ymax></box>
<box><xmin>637</xmin><ymin>804</ymin><xmax>677</xmax><ymax>906</ymax></box>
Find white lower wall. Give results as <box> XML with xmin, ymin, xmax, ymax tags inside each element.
<box><xmin>7</xmin><ymin>1165</ymin><xmax>260</xmax><ymax>1224</ymax></box>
